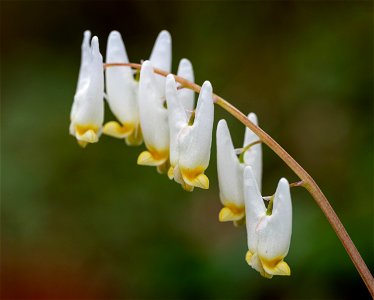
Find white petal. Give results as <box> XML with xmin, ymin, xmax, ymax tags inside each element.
<box><xmin>216</xmin><ymin>119</ymin><xmax>244</xmax><ymax>207</ymax></box>
<box><xmin>138</xmin><ymin>60</ymin><xmax>169</xmax><ymax>152</ymax></box>
<box><xmin>76</xmin><ymin>30</ymin><xmax>92</xmax><ymax>93</ymax></box>
<box><xmin>177</xmin><ymin>58</ymin><xmax>195</xmax><ymax>113</ymax></box>
<box><xmin>149</xmin><ymin>30</ymin><xmax>172</xmax><ymax>94</ymax></box>
<box><xmin>73</xmin><ymin>36</ymin><xmax>104</xmax><ymax>127</ymax></box>
<box><xmin>105</xmin><ymin>31</ymin><xmax>138</xmax><ymax>124</ymax></box>
<box><xmin>71</xmin><ymin>30</ymin><xmax>91</xmax><ymax>123</ymax></box>
<box><xmin>257</xmin><ymin>178</ymin><xmax>292</xmax><ymax>260</ymax></box>
<box><xmin>178</xmin><ymin>81</ymin><xmax>214</xmax><ymax>170</ymax></box>
<box><xmin>244</xmin><ymin>166</ymin><xmax>266</xmax><ymax>254</ymax></box>
<box><xmin>149</xmin><ymin>30</ymin><xmax>172</xmax><ymax>72</ymax></box>
<box><xmin>166</xmin><ymin>75</ymin><xmax>188</xmax><ymax>166</ymax></box>
<box><xmin>243</xmin><ymin>112</ymin><xmax>262</xmax><ymax>191</ymax></box>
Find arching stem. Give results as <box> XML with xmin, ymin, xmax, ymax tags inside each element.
<box><xmin>104</xmin><ymin>62</ymin><xmax>374</xmax><ymax>297</ymax></box>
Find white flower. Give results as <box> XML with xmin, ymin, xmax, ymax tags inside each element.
<box><xmin>166</xmin><ymin>75</ymin><xmax>214</xmax><ymax>191</ymax></box>
<box><xmin>216</xmin><ymin>114</ymin><xmax>262</xmax><ymax>223</ymax></box>
<box><xmin>70</xmin><ymin>30</ymin><xmax>91</xmax><ymax>135</ymax></box>
<box><xmin>70</xmin><ymin>33</ymin><xmax>104</xmax><ymax>148</ymax></box>
<box><xmin>137</xmin><ymin>60</ymin><xmax>170</xmax><ymax>171</ymax></box>
<box><xmin>136</xmin><ymin>30</ymin><xmax>172</xmax><ymax>172</ymax></box>
<box><xmin>103</xmin><ymin>31</ymin><xmax>142</xmax><ymax>146</ymax></box>
<box><xmin>244</xmin><ymin>166</ymin><xmax>292</xmax><ymax>278</ymax></box>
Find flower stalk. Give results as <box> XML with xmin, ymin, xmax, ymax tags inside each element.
<box><xmin>104</xmin><ymin>62</ymin><xmax>374</xmax><ymax>297</ymax></box>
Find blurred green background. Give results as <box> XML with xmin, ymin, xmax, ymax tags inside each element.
<box><xmin>1</xmin><ymin>1</ymin><xmax>373</xmax><ymax>299</ymax></box>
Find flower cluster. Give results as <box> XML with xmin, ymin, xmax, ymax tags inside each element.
<box><xmin>70</xmin><ymin>30</ymin><xmax>293</xmax><ymax>278</ymax></box>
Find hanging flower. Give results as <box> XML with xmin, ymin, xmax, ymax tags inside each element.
<box><xmin>216</xmin><ymin>113</ymin><xmax>262</xmax><ymax>223</ymax></box>
<box><xmin>103</xmin><ymin>31</ymin><xmax>142</xmax><ymax>146</ymax></box>
<box><xmin>136</xmin><ymin>30</ymin><xmax>172</xmax><ymax>170</ymax></box>
<box><xmin>244</xmin><ymin>166</ymin><xmax>292</xmax><ymax>278</ymax></box>
<box><xmin>137</xmin><ymin>60</ymin><xmax>170</xmax><ymax>172</ymax></box>
<box><xmin>165</xmin><ymin>75</ymin><xmax>214</xmax><ymax>191</ymax></box>
<box><xmin>70</xmin><ymin>32</ymin><xmax>104</xmax><ymax>148</ymax></box>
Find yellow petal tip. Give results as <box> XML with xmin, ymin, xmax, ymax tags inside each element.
<box><xmin>195</xmin><ymin>173</ymin><xmax>209</xmax><ymax>189</ymax></box>
<box><xmin>245</xmin><ymin>251</ymin><xmax>253</xmax><ymax>265</ymax></box>
<box><xmin>103</xmin><ymin>121</ymin><xmax>133</xmax><ymax>139</ymax></box>
<box><xmin>137</xmin><ymin>151</ymin><xmax>155</xmax><ymax>165</ymax></box>
<box><xmin>75</xmin><ymin>124</ymin><xmax>99</xmax><ymax>144</ymax></box>
<box><xmin>137</xmin><ymin>150</ymin><xmax>168</xmax><ymax>166</ymax></box>
<box><xmin>167</xmin><ymin>166</ymin><xmax>174</xmax><ymax>180</ymax></box>
<box><xmin>77</xmin><ymin>129</ymin><xmax>98</xmax><ymax>143</ymax></box>
<box><xmin>261</xmin><ymin>258</ymin><xmax>291</xmax><ymax>276</ymax></box>
<box><xmin>180</xmin><ymin>167</ymin><xmax>209</xmax><ymax>189</ymax></box>
<box><xmin>181</xmin><ymin>182</ymin><xmax>194</xmax><ymax>192</ymax></box>
<box><xmin>218</xmin><ymin>205</ymin><xmax>245</xmax><ymax>222</ymax></box>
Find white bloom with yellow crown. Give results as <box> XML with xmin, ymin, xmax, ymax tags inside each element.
<box><xmin>136</xmin><ymin>31</ymin><xmax>172</xmax><ymax>172</ymax></box>
<box><xmin>166</xmin><ymin>75</ymin><xmax>214</xmax><ymax>191</ymax></box>
<box><xmin>216</xmin><ymin>113</ymin><xmax>262</xmax><ymax>223</ymax></box>
<box><xmin>70</xmin><ymin>30</ymin><xmax>91</xmax><ymax>136</ymax></box>
<box><xmin>137</xmin><ymin>60</ymin><xmax>170</xmax><ymax>172</ymax></box>
<box><xmin>70</xmin><ymin>33</ymin><xmax>104</xmax><ymax>148</ymax></box>
<box><xmin>103</xmin><ymin>31</ymin><xmax>142</xmax><ymax>146</ymax></box>
<box><xmin>244</xmin><ymin>166</ymin><xmax>292</xmax><ymax>278</ymax></box>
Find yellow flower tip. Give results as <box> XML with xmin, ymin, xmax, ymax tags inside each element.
<box><xmin>137</xmin><ymin>149</ymin><xmax>168</xmax><ymax>167</ymax></box>
<box><xmin>125</xmin><ymin>127</ymin><xmax>143</xmax><ymax>146</ymax></box>
<box><xmin>245</xmin><ymin>250</ymin><xmax>253</xmax><ymax>265</ymax></box>
<box><xmin>246</xmin><ymin>251</ymin><xmax>274</xmax><ymax>279</ymax></box>
<box><xmin>103</xmin><ymin>121</ymin><xmax>133</xmax><ymax>139</ymax></box>
<box><xmin>167</xmin><ymin>166</ymin><xmax>174</xmax><ymax>180</ymax></box>
<box><xmin>77</xmin><ymin>129</ymin><xmax>99</xmax><ymax>143</ymax></box>
<box><xmin>260</xmin><ymin>271</ymin><xmax>274</xmax><ymax>279</ymax></box>
<box><xmin>261</xmin><ymin>257</ymin><xmax>291</xmax><ymax>276</ymax></box>
<box><xmin>181</xmin><ymin>182</ymin><xmax>194</xmax><ymax>192</ymax></box>
<box><xmin>75</xmin><ymin>124</ymin><xmax>99</xmax><ymax>143</ymax></box>
<box><xmin>180</xmin><ymin>167</ymin><xmax>209</xmax><ymax>189</ymax></box>
<box><xmin>194</xmin><ymin>173</ymin><xmax>209</xmax><ymax>189</ymax></box>
<box><xmin>218</xmin><ymin>205</ymin><xmax>245</xmax><ymax>222</ymax></box>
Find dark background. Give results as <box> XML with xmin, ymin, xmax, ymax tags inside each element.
<box><xmin>1</xmin><ymin>1</ymin><xmax>373</xmax><ymax>299</ymax></box>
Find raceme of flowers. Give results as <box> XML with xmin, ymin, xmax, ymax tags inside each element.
<box><xmin>69</xmin><ymin>30</ymin><xmax>293</xmax><ymax>278</ymax></box>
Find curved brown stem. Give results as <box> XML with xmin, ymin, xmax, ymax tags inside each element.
<box><xmin>104</xmin><ymin>62</ymin><xmax>374</xmax><ymax>297</ymax></box>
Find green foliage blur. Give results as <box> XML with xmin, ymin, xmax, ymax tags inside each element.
<box><xmin>1</xmin><ymin>1</ymin><xmax>373</xmax><ymax>299</ymax></box>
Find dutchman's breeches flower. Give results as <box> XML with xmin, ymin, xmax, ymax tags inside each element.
<box><xmin>216</xmin><ymin>114</ymin><xmax>262</xmax><ymax>223</ymax></box>
<box><xmin>137</xmin><ymin>60</ymin><xmax>170</xmax><ymax>172</ymax></box>
<box><xmin>166</xmin><ymin>75</ymin><xmax>214</xmax><ymax>191</ymax></box>
<box><xmin>103</xmin><ymin>31</ymin><xmax>142</xmax><ymax>146</ymax></box>
<box><xmin>244</xmin><ymin>166</ymin><xmax>292</xmax><ymax>278</ymax></box>
<box><xmin>70</xmin><ymin>32</ymin><xmax>104</xmax><ymax>147</ymax></box>
<box><xmin>136</xmin><ymin>31</ymin><xmax>172</xmax><ymax>173</ymax></box>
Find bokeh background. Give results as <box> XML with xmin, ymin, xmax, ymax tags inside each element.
<box><xmin>1</xmin><ymin>1</ymin><xmax>373</xmax><ymax>299</ymax></box>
